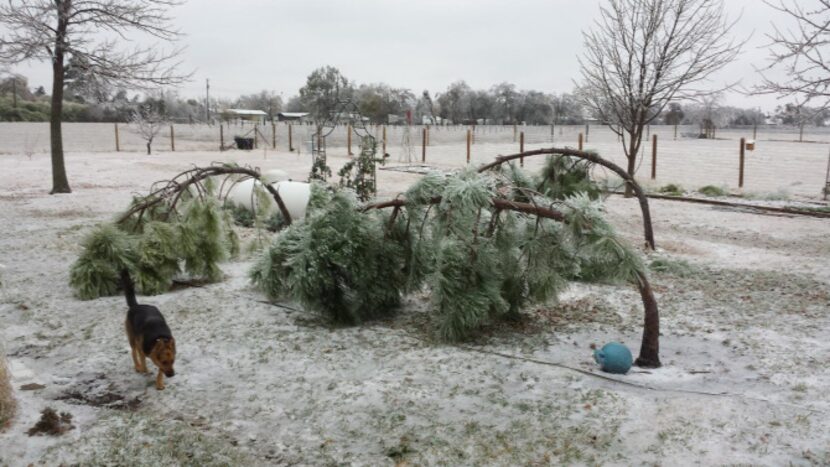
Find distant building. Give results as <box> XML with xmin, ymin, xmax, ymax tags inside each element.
<box><xmin>221</xmin><ymin>109</ymin><xmax>268</xmax><ymax>124</ymax></box>
<box><xmin>277</xmin><ymin>112</ymin><xmax>310</xmax><ymax>122</ymax></box>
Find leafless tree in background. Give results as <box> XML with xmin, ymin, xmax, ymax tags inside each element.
<box><xmin>757</xmin><ymin>1</ymin><xmax>830</xmax><ymax>107</ymax></box>
<box><xmin>579</xmin><ymin>0</ymin><xmax>742</xmax><ymax>196</ymax></box>
<box><xmin>0</xmin><ymin>0</ymin><xmax>189</xmax><ymax>194</ymax></box>
<box><xmin>131</xmin><ymin>105</ymin><xmax>165</xmax><ymax>155</ymax></box>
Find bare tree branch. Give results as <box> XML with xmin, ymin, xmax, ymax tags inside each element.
<box><xmin>755</xmin><ymin>0</ymin><xmax>830</xmax><ymax>108</ymax></box>
<box><xmin>578</xmin><ymin>0</ymin><xmax>743</xmax><ymax>196</ymax></box>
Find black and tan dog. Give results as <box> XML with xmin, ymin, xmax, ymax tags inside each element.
<box><xmin>121</xmin><ymin>270</ymin><xmax>176</xmax><ymax>390</ymax></box>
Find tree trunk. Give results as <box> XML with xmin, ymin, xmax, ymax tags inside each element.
<box><xmin>624</xmin><ymin>132</ymin><xmax>640</xmax><ymax>198</ymax></box>
<box><xmin>49</xmin><ymin>1</ymin><xmax>71</xmax><ymax>194</ymax></box>
<box><xmin>634</xmin><ymin>271</ymin><xmax>661</xmax><ymax>367</ymax></box>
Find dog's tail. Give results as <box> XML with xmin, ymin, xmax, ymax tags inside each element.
<box><xmin>120</xmin><ymin>269</ymin><xmax>138</xmax><ymax>309</ymax></box>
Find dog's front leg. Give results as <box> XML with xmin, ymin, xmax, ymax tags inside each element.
<box><xmin>155</xmin><ymin>369</ymin><xmax>165</xmax><ymax>390</ymax></box>
<box><xmin>137</xmin><ymin>348</ymin><xmax>149</xmax><ymax>374</ymax></box>
<box><xmin>130</xmin><ymin>345</ymin><xmax>142</xmax><ymax>372</ymax></box>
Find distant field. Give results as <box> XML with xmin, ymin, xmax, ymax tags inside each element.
<box><xmin>1</xmin><ymin>122</ymin><xmax>828</xmax><ymax>198</ymax></box>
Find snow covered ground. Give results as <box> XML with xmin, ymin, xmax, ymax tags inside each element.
<box><xmin>1</xmin><ymin>145</ymin><xmax>829</xmax><ymax>465</ymax></box>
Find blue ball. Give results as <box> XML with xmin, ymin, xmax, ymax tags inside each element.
<box><xmin>594</xmin><ymin>342</ymin><xmax>633</xmax><ymax>374</ymax></box>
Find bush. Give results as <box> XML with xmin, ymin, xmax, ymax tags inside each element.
<box><xmin>0</xmin><ymin>95</ymin><xmax>89</xmax><ymax>122</ymax></box>
<box><xmin>649</xmin><ymin>257</ymin><xmax>696</xmax><ymax>278</ymax></box>
<box><xmin>698</xmin><ymin>185</ymin><xmax>728</xmax><ymax>197</ymax></box>
<box><xmin>657</xmin><ymin>184</ymin><xmax>685</xmax><ymax>196</ymax></box>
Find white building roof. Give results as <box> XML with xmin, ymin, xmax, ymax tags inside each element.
<box><xmin>225</xmin><ymin>109</ymin><xmax>268</xmax><ymax>116</ymax></box>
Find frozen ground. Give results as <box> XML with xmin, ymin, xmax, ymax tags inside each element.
<box><xmin>0</xmin><ymin>146</ymin><xmax>829</xmax><ymax>466</ymax></box>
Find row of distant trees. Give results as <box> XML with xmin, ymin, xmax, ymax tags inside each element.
<box><xmin>1</xmin><ymin>0</ymin><xmax>827</xmax><ymax>195</ymax></box>
<box><xmin>3</xmin><ymin>70</ymin><xmax>823</xmax><ymax>129</ymax></box>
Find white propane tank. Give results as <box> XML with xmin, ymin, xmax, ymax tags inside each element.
<box><xmin>226</xmin><ymin>170</ymin><xmax>290</xmax><ymax>212</ymax></box>
<box><xmin>226</xmin><ymin>175</ymin><xmax>310</xmax><ymax>221</ymax></box>
<box><xmin>273</xmin><ymin>181</ymin><xmax>310</xmax><ymax>220</ymax></box>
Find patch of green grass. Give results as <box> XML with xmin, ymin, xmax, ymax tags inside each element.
<box><xmin>799</xmin><ymin>206</ymin><xmax>830</xmax><ymax>214</ymax></box>
<box><xmin>657</xmin><ymin>184</ymin><xmax>685</xmax><ymax>197</ymax></box>
<box><xmin>698</xmin><ymin>185</ymin><xmax>728</xmax><ymax>197</ymax></box>
<box><xmin>44</xmin><ymin>413</ymin><xmax>251</xmax><ymax>466</ymax></box>
<box><xmin>741</xmin><ymin>190</ymin><xmax>791</xmax><ymax>202</ymax></box>
<box><xmin>649</xmin><ymin>257</ymin><xmax>697</xmax><ymax>277</ymax></box>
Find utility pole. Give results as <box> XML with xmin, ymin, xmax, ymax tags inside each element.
<box><xmin>205</xmin><ymin>78</ymin><xmax>210</xmax><ymax>123</ymax></box>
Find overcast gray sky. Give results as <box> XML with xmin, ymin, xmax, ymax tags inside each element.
<box><xmin>11</xmin><ymin>0</ymin><xmax>792</xmax><ymax>111</ymax></box>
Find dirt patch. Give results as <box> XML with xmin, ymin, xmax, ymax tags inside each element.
<box><xmin>57</xmin><ymin>374</ymin><xmax>141</xmax><ymax>411</ymax></box>
<box><xmin>27</xmin><ymin>408</ymin><xmax>74</xmax><ymax>436</ymax></box>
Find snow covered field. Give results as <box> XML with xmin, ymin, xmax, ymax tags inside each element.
<box><xmin>1</xmin><ymin>122</ymin><xmax>829</xmax><ymax>200</ymax></box>
<box><xmin>1</xmin><ymin>144</ymin><xmax>829</xmax><ymax>465</ymax></box>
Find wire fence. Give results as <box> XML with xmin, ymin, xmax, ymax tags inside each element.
<box><xmin>1</xmin><ymin>122</ymin><xmax>828</xmax><ymax>198</ymax></box>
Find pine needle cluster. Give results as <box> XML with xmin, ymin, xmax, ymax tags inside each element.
<box><xmin>70</xmin><ymin>197</ymin><xmax>239</xmax><ymax>299</ymax></box>
<box><xmin>250</xmin><ymin>184</ymin><xmax>407</xmax><ymax>323</ymax></box>
<box><xmin>251</xmin><ymin>161</ymin><xmax>648</xmax><ymax>342</ymax></box>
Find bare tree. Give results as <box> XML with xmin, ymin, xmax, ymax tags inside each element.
<box><xmin>131</xmin><ymin>105</ymin><xmax>165</xmax><ymax>155</ymax></box>
<box><xmin>579</xmin><ymin>0</ymin><xmax>741</xmax><ymax>196</ymax></box>
<box><xmin>757</xmin><ymin>1</ymin><xmax>830</xmax><ymax>108</ymax></box>
<box><xmin>0</xmin><ymin>0</ymin><xmax>188</xmax><ymax>194</ymax></box>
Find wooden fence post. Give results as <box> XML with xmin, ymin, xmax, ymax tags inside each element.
<box><xmin>220</xmin><ymin>124</ymin><xmax>224</xmax><ymax>151</ymax></box>
<box><xmin>422</xmin><ymin>127</ymin><xmax>427</xmax><ymax>163</ymax></box>
<box><xmin>115</xmin><ymin>123</ymin><xmax>120</xmax><ymax>152</ymax></box>
<box><xmin>288</xmin><ymin>124</ymin><xmax>294</xmax><ymax>152</ymax></box>
<box><xmin>585</xmin><ymin>124</ymin><xmax>589</xmax><ymax>143</ymax></box>
<box><xmin>578</xmin><ymin>133</ymin><xmax>584</xmax><ymax>151</ymax></box>
<box><xmin>383</xmin><ymin>125</ymin><xmax>387</xmax><ymax>154</ymax></box>
<box><xmin>513</xmin><ymin>123</ymin><xmax>517</xmax><ymax>143</ymax></box>
<box><xmin>170</xmin><ymin>125</ymin><xmax>175</xmax><ymax>151</ymax></box>
<box><xmin>651</xmin><ymin>134</ymin><xmax>657</xmax><ymax>180</ymax></box>
<box><xmin>466</xmin><ymin>129</ymin><xmax>471</xmax><ymax>164</ymax></box>
<box><xmin>272</xmin><ymin>122</ymin><xmax>276</xmax><ymax>149</ymax></box>
<box><xmin>739</xmin><ymin>137</ymin><xmax>746</xmax><ymax>188</ymax></box>
<box><xmin>674</xmin><ymin>124</ymin><xmax>678</xmax><ymax>140</ymax></box>
<box><xmin>520</xmin><ymin>131</ymin><xmax>525</xmax><ymax>167</ymax></box>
